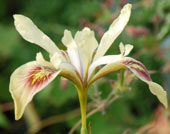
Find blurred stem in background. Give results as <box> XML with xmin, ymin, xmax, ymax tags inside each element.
<box><xmin>24</xmin><ymin>103</ymin><xmax>40</xmax><ymax>133</ymax></box>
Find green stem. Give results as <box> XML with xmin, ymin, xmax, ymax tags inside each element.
<box><xmin>77</xmin><ymin>88</ymin><xmax>88</xmax><ymax>134</ymax></box>
<box><xmin>120</xmin><ymin>70</ymin><xmax>124</xmax><ymax>87</ymax></box>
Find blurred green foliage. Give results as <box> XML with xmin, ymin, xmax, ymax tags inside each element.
<box><xmin>0</xmin><ymin>0</ymin><xmax>170</xmax><ymax>134</ymax></box>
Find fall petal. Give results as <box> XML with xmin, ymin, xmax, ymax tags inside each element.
<box><xmin>89</xmin><ymin>56</ymin><xmax>168</xmax><ymax>108</ymax></box>
<box><xmin>121</xmin><ymin>57</ymin><xmax>167</xmax><ymax>108</ymax></box>
<box><xmin>122</xmin><ymin>57</ymin><xmax>151</xmax><ymax>81</ymax></box>
<box><xmin>148</xmin><ymin>82</ymin><xmax>168</xmax><ymax>108</ymax></box>
<box><xmin>13</xmin><ymin>14</ymin><xmax>62</xmax><ymax>57</ymax></box>
<box><xmin>94</xmin><ymin>4</ymin><xmax>132</xmax><ymax>60</ymax></box>
<box><xmin>9</xmin><ymin>61</ymin><xmax>60</xmax><ymax>120</ymax></box>
<box><xmin>89</xmin><ymin>56</ymin><xmax>150</xmax><ymax>84</ymax></box>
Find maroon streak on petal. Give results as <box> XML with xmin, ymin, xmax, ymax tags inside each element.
<box><xmin>26</xmin><ymin>66</ymin><xmax>55</xmax><ymax>88</ymax></box>
<box><xmin>122</xmin><ymin>58</ymin><xmax>151</xmax><ymax>81</ymax></box>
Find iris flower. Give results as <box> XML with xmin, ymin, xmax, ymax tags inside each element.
<box><xmin>10</xmin><ymin>4</ymin><xmax>167</xmax><ymax>134</ymax></box>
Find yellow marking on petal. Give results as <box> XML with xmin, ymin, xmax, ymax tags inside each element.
<box><xmin>31</xmin><ymin>78</ymin><xmax>37</xmax><ymax>86</ymax></box>
<box><xmin>29</xmin><ymin>68</ymin><xmax>51</xmax><ymax>87</ymax></box>
<box><xmin>131</xmin><ymin>64</ymin><xmax>145</xmax><ymax>72</ymax></box>
<box><xmin>33</xmin><ymin>72</ymin><xmax>49</xmax><ymax>84</ymax></box>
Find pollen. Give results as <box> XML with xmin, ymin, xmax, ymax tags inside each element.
<box><xmin>31</xmin><ymin>71</ymin><xmax>50</xmax><ymax>86</ymax></box>
<box><xmin>27</xmin><ymin>66</ymin><xmax>52</xmax><ymax>87</ymax></box>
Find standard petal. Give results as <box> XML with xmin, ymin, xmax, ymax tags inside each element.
<box><xmin>13</xmin><ymin>15</ymin><xmax>62</xmax><ymax>57</ymax></box>
<box><xmin>9</xmin><ymin>61</ymin><xmax>60</xmax><ymax>120</ymax></box>
<box><xmin>121</xmin><ymin>57</ymin><xmax>168</xmax><ymax>108</ymax></box>
<box><xmin>74</xmin><ymin>27</ymin><xmax>98</xmax><ymax>78</ymax></box>
<box><xmin>94</xmin><ymin>4</ymin><xmax>132</xmax><ymax>60</ymax></box>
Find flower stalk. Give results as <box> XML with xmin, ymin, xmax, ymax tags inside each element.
<box><xmin>77</xmin><ymin>88</ymin><xmax>88</xmax><ymax>134</ymax></box>
<box><xmin>120</xmin><ymin>70</ymin><xmax>125</xmax><ymax>87</ymax></box>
